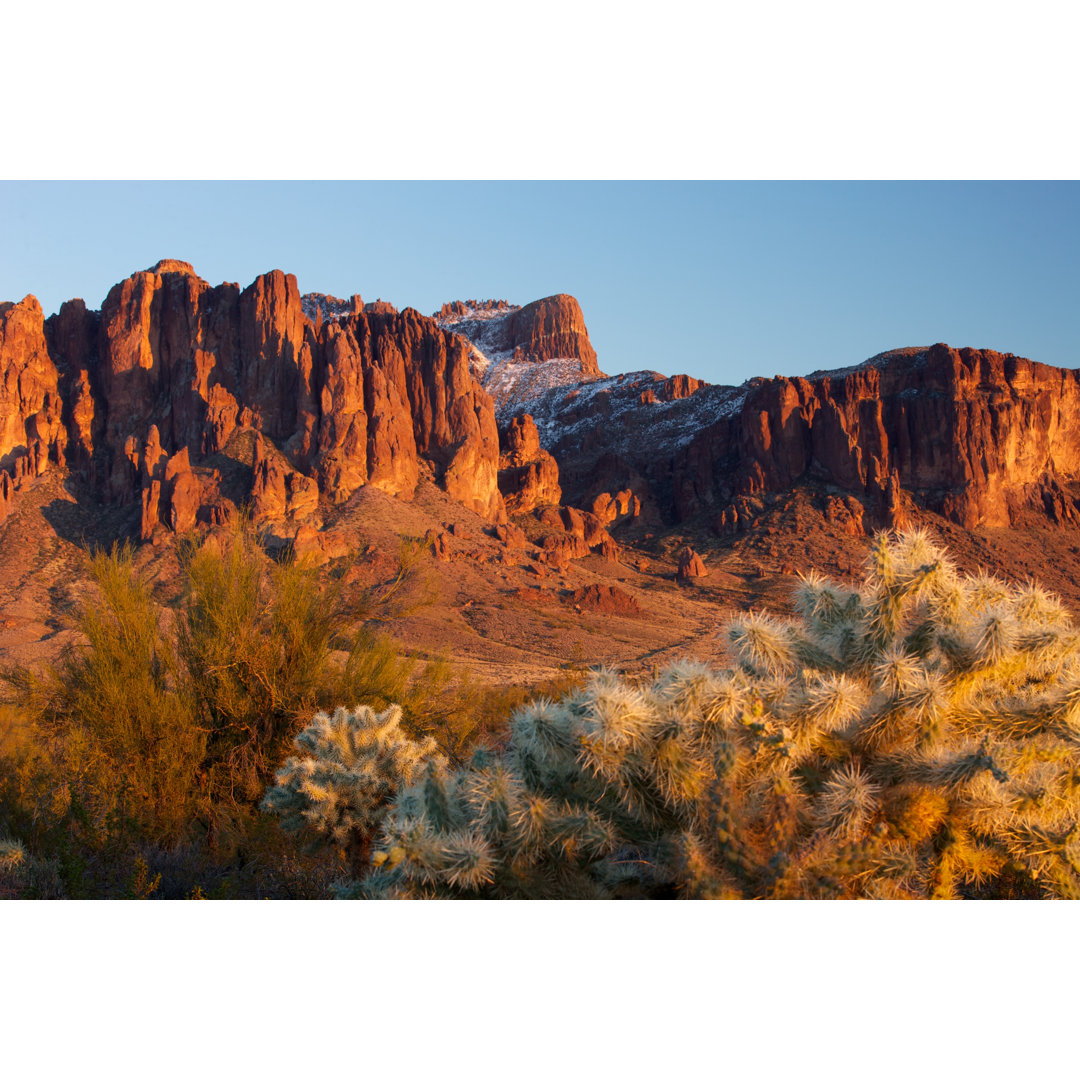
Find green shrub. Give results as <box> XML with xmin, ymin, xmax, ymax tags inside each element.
<box><xmin>3</xmin><ymin>545</ymin><xmax>203</xmax><ymax>850</ymax></box>
<box><xmin>340</xmin><ymin>529</ymin><xmax>1080</xmax><ymax>899</ymax></box>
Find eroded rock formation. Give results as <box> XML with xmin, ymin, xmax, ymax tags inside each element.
<box><xmin>0</xmin><ymin>296</ymin><xmax>66</xmax><ymax>482</ymax></box>
<box><xmin>523</xmin><ymin>345</ymin><xmax>1080</xmax><ymax>532</ymax></box>
<box><xmin>498</xmin><ymin>414</ymin><xmax>562</xmax><ymax>514</ymax></box>
<box><xmin>0</xmin><ymin>261</ymin><xmax>506</xmax><ymax>534</ymax></box>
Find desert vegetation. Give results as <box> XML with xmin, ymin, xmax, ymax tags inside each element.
<box><xmin>0</xmin><ymin>521</ymin><xmax>557</xmax><ymax>898</ymax></box>
<box><xmin>6</xmin><ymin>526</ymin><xmax>1080</xmax><ymax>899</ymax></box>
<box><xmin>268</xmin><ymin>529</ymin><xmax>1080</xmax><ymax>899</ymax></box>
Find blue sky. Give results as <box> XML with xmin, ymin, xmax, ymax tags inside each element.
<box><xmin>1</xmin><ymin>181</ymin><xmax>1076</xmax><ymax>385</ymax></box>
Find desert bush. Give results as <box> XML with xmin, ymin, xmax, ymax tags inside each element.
<box><xmin>2</xmin><ymin>545</ymin><xmax>204</xmax><ymax>850</ymax></box>
<box><xmin>336</xmin><ymin>529</ymin><xmax>1080</xmax><ymax>899</ymax></box>
<box><xmin>0</xmin><ymin>519</ymin><xmax>485</xmax><ymax>896</ymax></box>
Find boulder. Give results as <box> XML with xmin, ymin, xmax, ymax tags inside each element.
<box><xmin>676</xmin><ymin>547</ymin><xmax>708</xmax><ymax>580</ymax></box>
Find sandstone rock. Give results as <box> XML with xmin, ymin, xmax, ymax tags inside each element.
<box><xmin>591</xmin><ymin>488</ymin><xmax>640</xmax><ymax>528</ymax></box>
<box><xmin>140</xmin><ymin>480</ymin><xmax>162</xmax><ymax>541</ymax></box>
<box><xmin>315</xmin><ymin>307</ymin><xmax>502</xmax><ymax>518</ymax></box>
<box><xmin>0</xmin><ymin>296</ymin><xmax>66</xmax><ymax>485</ymax></box>
<box><xmin>507</xmin><ymin>295</ymin><xmax>599</xmax><ymax>374</ymax></box>
<box><xmin>164</xmin><ymin>448</ymin><xmax>200</xmax><ymax>534</ymax></box>
<box><xmin>521</xmin><ymin>342</ymin><xmax>1080</xmax><ymax>533</ymax></box>
<box><xmin>676</xmin><ymin>548</ymin><xmax>708</xmax><ymax>580</ymax></box>
<box><xmin>141</xmin><ymin>425</ymin><xmax>168</xmax><ymax>487</ymax></box>
<box><xmin>539</xmin><ymin>534</ymin><xmax>590</xmax><ymax>567</ymax></box>
<box><xmin>567</xmin><ymin>584</ymin><xmax>643</xmax><ymax>617</ymax></box>
<box><xmin>443</xmin><ymin>294</ymin><xmax>599</xmax><ymax>374</ymax></box>
<box><xmin>82</xmin><ymin>264</ymin><xmax>502</xmax><ymax>521</ymax></box>
<box><xmin>251</xmin><ymin>433</ymin><xmax>319</xmax><ymax>523</ymax></box>
<box><xmin>45</xmin><ymin>298</ymin><xmax>100</xmax><ymax>478</ymax></box>
<box><xmin>498</xmin><ymin>415</ymin><xmax>561</xmax><ymax>515</ymax></box>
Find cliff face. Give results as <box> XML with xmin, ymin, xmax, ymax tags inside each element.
<box><xmin>5</xmin><ymin>264</ymin><xmax>1078</xmax><ymax>541</ymax></box>
<box><xmin>671</xmin><ymin>345</ymin><xmax>1080</xmax><ymax>531</ymax></box>
<box><xmin>436</xmin><ymin>294</ymin><xmax>602</xmax><ymax>420</ymax></box>
<box><xmin>0</xmin><ymin>261</ymin><xmax>505</xmax><ymax>529</ymax></box>
<box><xmin>0</xmin><ymin>296</ymin><xmax>67</xmax><ymax>486</ymax></box>
<box><xmin>518</xmin><ymin>345</ymin><xmax>1080</xmax><ymax>532</ymax></box>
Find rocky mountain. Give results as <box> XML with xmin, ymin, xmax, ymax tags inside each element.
<box><xmin>5</xmin><ymin>261</ymin><xmax>1080</xmax><ymax>700</ymax></box>
<box><xmin>505</xmin><ymin>344</ymin><xmax>1080</xmax><ymax>538</ymax></box>
<box><xmin>435</xmin><ymin>294</ymin><xmax>602</xmax><ymax>421</ymax></box>
<box><xmin>3</xmin><ymin>261</ymin><xmax>1079</xmax><ymax>567</ymax></box>
<box><xmin>1</xmin><ymin>261</ymin><xmax>505</xmax><ymax>537</ymax></box>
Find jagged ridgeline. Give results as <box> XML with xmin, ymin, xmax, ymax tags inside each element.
<box><xmin>265</xmin><ymin>530</ymin><xmax>1080</xmax><ymax>899</ymax></box>
<box><xmin>5</xmin><ymin>260</ymin><xmax>1080</xmax><ymax>550</ymax></box>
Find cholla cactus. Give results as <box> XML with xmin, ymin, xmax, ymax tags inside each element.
<box><xmin>262</xmin><ymin>705</ymin><xmax>444</xmax><ymax>875</ymax></box>
<box><xmin>0</xmin><ymin>836</ymin><xmax>62</xmax><ymax>899</ymax></box>
<box><xmin>341</xmin><ymin>529</ymin><xmax>1080</xmax><ymax>899</ymax></box>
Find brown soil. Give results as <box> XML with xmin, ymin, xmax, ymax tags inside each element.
<box><xmin>4</xmin><ymin>471</ymin><xmax>1080</xmax><ymax>695</ymax></box>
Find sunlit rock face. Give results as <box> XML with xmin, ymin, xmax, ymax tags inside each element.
<box><xmin>3</xmin><ymin>262</ymin><xmax>1080</xmax><ymax>540</ymax></box>
<box><xmin>0</xmin><ymin>262</ymin><xmax>506</xmax><ymax>530</ymax></box>
<box><xmin>508</xmin><ymin>343</ymin><xmax>1080</xmax><ymax>532</ymax></box>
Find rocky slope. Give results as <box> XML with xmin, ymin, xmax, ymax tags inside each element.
<box><xmin>510</xmin><ymin>344</ymin><xmax>1080</xmax><ymax>536</ymax></box>
<box><xmin>0</xmin><ymin>260</ymin><xmax>505</xmax><ymax>533</ymax></box>
<box><xmin>436</xmin><ymin>295</ymin><xmax>602</xmax><ymax>421</ymax></box>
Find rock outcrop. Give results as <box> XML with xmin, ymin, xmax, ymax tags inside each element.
<box><xmin>438</xmin><ymin>294</ymin><xmax>599</xmax><ymax>373</ymax></box>
<box><xmin>567</xmin><ymin>584</ymin><xmax>643</xmax><ymax>617</ymax></box>
<box><xmin>437</xmin><ymin>294</ymin><xmax>603</xmax><ymax>420</ymax></box>
<box><xmin>671</xmin><ymin>345</ymin><xmax>1080</xmax><ymax>531</ymax></box>
<box><xmin>519</xmin><ymin>345</ymin><xmax>1080</xmax><ymax>532</ymax></box>
<box><xmin>591</xmin><ymin>489</ymin><xmax>640</xmax><ymax>528</ymax></box>
<box><xmin>0</xmin><ymin>262</ymin><xmax>506</xmax><ymax>533</ymax></box>
<box><xmin>250</xmin><ymin>433</ymin><xmax>319</xmax><ymax>524</ymax></box>
<box><xmin>498</xmin><ymin>414</ymin><xmax>562</xmax><ymax>514</ymax></box>
<box><xmin>0</xmin><ymin>296</ymin><xmax>66</xmax><ymax>482</ymax></box>
<box><xmin>676</xmin><ymin>548</ymin><xmax>707</xmax><ymax>579</ymax></box>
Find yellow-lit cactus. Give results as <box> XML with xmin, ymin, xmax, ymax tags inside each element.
<box><xmin>327</xmin><ymin>530</ymin><xmax>1080</xmax><ymax>898</ymax></box>
<box><xmin>262</xmin><ymin>705</ymin><xmax>444</xmax><ymax>876</ymax></box>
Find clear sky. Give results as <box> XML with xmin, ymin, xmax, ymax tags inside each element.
<box><xmin>1</xmin><ymin>181</ymin><xmax>1076</xmax><ymax>386</ymax></box>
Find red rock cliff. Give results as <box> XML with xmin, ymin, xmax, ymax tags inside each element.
<box><xmin>0</xmin><ymin>262</ymin><xmax>506</xmax><ymax>527</ymax></box>
<box><xmin>672</xmin><ymin>345</ymin><xmax>1080</xmax><ymax>529</ymax></box>
<box><xmin>524</xmin><ymin>345</ymin><xmax>1080</xmax><ymax>532</ymax></box>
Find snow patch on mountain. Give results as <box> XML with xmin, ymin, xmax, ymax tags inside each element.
<box><xmin>521</xmin><ymin>370</ymin><xmax>746</xmax><ymax>460</ymax></box>
<box><xmin>301</xmin><ymin>293</ymin><xmax>356</xmax><ymax>322</ymax></box>
<box><xmin>437</xmin><ymin>303</ymin><xmax>601</xmax><ymax>420</ymax></box>
<box><xmin>806</xmin><ymin>347</ymin><xmax>929</xmax><ymax>382</ymax></box>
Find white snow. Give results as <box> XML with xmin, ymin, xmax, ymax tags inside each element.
<box><xmin>437</xmin><ymin>303</ymin><xmax>603</xmax><ymax>421</ymax></box>
<box><xmin>301</xmin><ymin>294</ymin><xmax>354</xmax><ymax>322</ymax></box>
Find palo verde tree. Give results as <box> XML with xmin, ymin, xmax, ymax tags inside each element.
<box><xmin>290</xmin><ymin>528</ymin><xmax>1080</xmax><ymax>899</ymax></box>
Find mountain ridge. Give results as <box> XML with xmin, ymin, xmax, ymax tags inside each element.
<box><xmin>4</xmin><ymin>260</ymin><xmax>1080</xmax><ymax>551</ymax></box>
